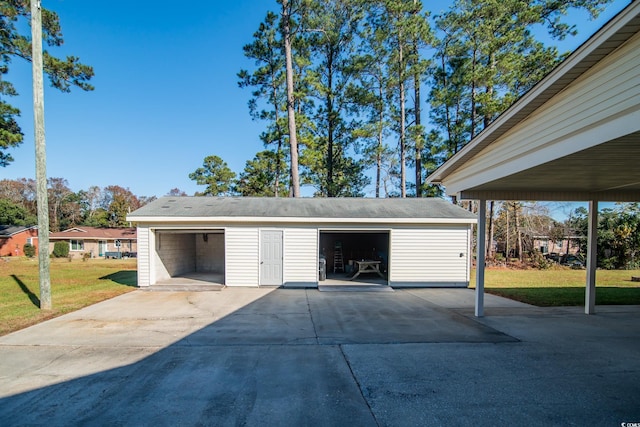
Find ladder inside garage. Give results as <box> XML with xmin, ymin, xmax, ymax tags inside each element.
<box><xmin>333</xmin><ymin>242</ymin><xmax>344</xmax><ymax>273</ymax></box>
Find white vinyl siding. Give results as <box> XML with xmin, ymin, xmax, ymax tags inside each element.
<box><xmin>390</xmin><ymin>226</ymin><xmax>470</xmax><ymax>287</ymax></box>
<box><xmin>446</xmin><ymin>32</ymin><xmax>640</xmax><ymax>196</ymax></box>
<box><xmin>225</xmin><ymin>227</ymin><xmax>259</xmax><ymax>287</ymax></box>
<box><xmin>283</xmin><ymin>228</ymin><xmax>318</xmax><ymax>287</ymax></box>
<box><xmin>137</xmin><ymin>227</ymin><xmax>150</xmax><ymax>287</ymax></box>
<box><xmin>134</xmin><ymin>221</ymin><xmax>473</xmax><ymax>289</ymax></box>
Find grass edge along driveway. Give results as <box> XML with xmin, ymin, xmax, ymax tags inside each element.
<box><xmin>0</xmin><ymin>257</ymin><xmax>137</xmax><ymax>336</ymax></box>
<box><xmin>2</xmin><ymin>259</ymin><xmax>639</xmax><ymax>336</ymax></box>
<box><xmin>470</xmin><ymin>267</ymin><xmax>640</xmax><ymax>307</ymax></box>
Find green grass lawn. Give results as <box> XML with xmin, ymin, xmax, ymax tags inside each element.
<box><xmin>0</xmin><ymin>257</ymin><xmax>137</xmax><ymax>336</ymax></box>
<box><xmin>470</xmin><ymin>267</ymin><xmax>640</xmax><ymax>306</ymax></box>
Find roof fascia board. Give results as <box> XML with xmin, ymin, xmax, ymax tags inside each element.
<box><xmin>1</xmin><ymin>226</ymin><xmax>34</xmax><ymax>237</ymax></box>
<box><xmin>443</xmin><ymin>109</ymin><xmax>640</xmax><ymax>196</ymax></box>
<box><xmin>459</xmin><ymin>190</ymin><xmax>640</xmax><ymax>202</ymax></box>
<box><xmin>129</xmin><ymin>216</ymin><xmax>477</xmax><ymax>225</ymax></box>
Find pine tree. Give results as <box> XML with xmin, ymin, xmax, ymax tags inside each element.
<box><xmin>235</xmin><ymin>150</ymin><xmax>289</xmax><ymax>196</ymax></box>
<box><xmin>189</xmin><ymin>155</ymin><xmax>237</xmax><ymax>197</ymax></box>
<box><xmin>279</xmin><ymin>0</ymin><xmax>303</xmax><ymax>197</ymax></box>
<box><xmin>301</xmin><ymin>0</ymin><xmax>369</xmax><ymax>197</ymax></box>
<box><xmin>370</xmin><ymin>0</ymin><xmax>431</xmax><ymax>197</ymax></box>
<box><xmin>238</xmin><ymin>12</ymin><xmax>288</xmax><ymax>196</ymax></box>
<box><xmin>429</xmin><ymin>0</ymin><xmax>612</xmax><ymax>161</ymax></box>
<box><xmin>0</xmin><ymin>1</ymin><xmax>93</xmax><ymax>166</ymax></box>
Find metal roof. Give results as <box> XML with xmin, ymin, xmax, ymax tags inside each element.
<box><xmin>127</xmin><ymin>197</ymin><xmax>477</xmax><ymax>223</ymax></box>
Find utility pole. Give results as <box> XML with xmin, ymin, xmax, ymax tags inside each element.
<box><xmin>31</xmin><ymin>0</ymin><xmax>51</xmax><ymax>310</ymax></box>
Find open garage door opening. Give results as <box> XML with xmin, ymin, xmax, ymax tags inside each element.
<box><xmin>319</xmin><ymin>231</ymin><xmax>389</xmax><ymax>285</ymax></box>
<box><xmin>153</xmin><ymin>229</ymin><xmax>225</xmax><ymax>287</ymax></box>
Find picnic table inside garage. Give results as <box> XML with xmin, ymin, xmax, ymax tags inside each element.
<box><xmin>349</xmin><ymin>260</ymin><xmax>385</xmax><ymax>280</ymax></box>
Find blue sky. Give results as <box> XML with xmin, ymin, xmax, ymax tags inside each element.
<box><xmin>0</xmin><ymin>0</ymin><xmax>631</xmax><ymax>212</ymax></box>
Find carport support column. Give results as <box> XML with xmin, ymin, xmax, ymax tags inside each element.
<box><xmin>475</xmin><ymin>199</ymin><xmax>486</xmax><ymax>317</ymax></box>
<box><xmin>585</xmin><ymin>200</ymin><xmax>598</xmax><ymax>315</ymax></box>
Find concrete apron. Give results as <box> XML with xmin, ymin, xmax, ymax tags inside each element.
<box><xmin>0</xmin><ymin>288</ymin><xmax>639</xmax><ymax>426</ymax></box>
<box><xmin>150</xmin><ymin>271</ymin><xmax>225</xmax><ymax>291</ymax></box>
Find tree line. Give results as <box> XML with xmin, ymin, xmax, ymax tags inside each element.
<box><xmin>199</xmin><ymin>0</ymin><xmax>612</xmax><ymax>198</ymax></box>
<box><xmin>477</xmin><ymin>201</ymin><xmax>640</xmax><ymax>270</ymax></box>
<box><xmin>0</xmin><ymin>178</ymin><xmax>159</xmax><ymax>231</ymax></box>
<box><xmin>2</xmin><ymin>0</ymin><xmax>613</xmax><ymax>199</ymax></box>
<box><xmin>3</xmin><ymin>0</ymin><xmax>635</xmax><ymax>270</ymax></box>
<box><xmin>570</xmin><ymin>204</ymin><xmax>640</xmax><ymax>270</ymax></box>
<box><xmin>2</xmin><ymin>177</ymin><xmax>637</xmax><ymax>269</ymax></box>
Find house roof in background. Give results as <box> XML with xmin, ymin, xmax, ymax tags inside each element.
<box><xmin>127</xmin><ymin>197</ymin><xmax>477</xmax><ymax>224</ymax></box>
<box><xmin>49</xmin><ymin>227</ymin><xmax>137</xmax><ymax>240</ymax></box>
<box><xmin>0</xmin><ymin>225</ymin><xmax>37</xmax><ymax>238</ymax></box>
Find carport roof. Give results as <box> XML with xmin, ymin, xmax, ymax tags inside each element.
<box><xmin>425</xmin><ymin>1</ymin><xmax>640</xmax><ymax>202</ymax></box>
<box><xmin>127</xmin><ymin>197</ymin><xmax>477</xmax><ymax>224</ymax></box>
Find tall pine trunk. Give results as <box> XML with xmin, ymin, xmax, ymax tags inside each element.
<box><xmin>326</xmin><ymin>48</ymin><xmax>335</xmax><ymax>197</ymax></box>
<box><xmin>270</xmin><ymin>73</ymin><xmax>283</xmax><ymax>197</ymax></box>
<box><xmin>513</xmin><ymin>202</ymin><xmax>524</xmax><ymax>262</ymax></box>
<box><xmin>282</xmin><ymin>0</ymin><xmax>300</xmax><ymax>197</ymax></box>
<box><xmin>398</xmin><ymin>37</ymin><xmax>406</xmax><ymax>198</ymax></box>
<box><xmin>487</xmin><ymin>200</ymin><xmax>494</xmax><ymax>258</ymax></box>
<box><xmin>412</xmin><ymin>1</ymin><xmax>422</xmax><ymax>197</ymax></box>
<box><xmin>469</xmin><ymin>47</ymin><xmax>478</xmax><ymax>139</ymax></box>
<box><xmin>376</xmin><ymin>84</ymin><xmax>384</xmax><ymax>198</ymax></box>
<box><xmin>414</xmin><ymin>73</ymin><xmax>421</xmax><ymax>197</ymax></box>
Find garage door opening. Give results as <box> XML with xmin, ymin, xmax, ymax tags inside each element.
<box><xmin>154</xmin><ymin>230</ymin><xmax>225</xmax><ymax>286</ymax></box>
<box><xmin>319</xmin><ymin>231</ymin><xmax>389</xmax><ymax>285</ymax></box>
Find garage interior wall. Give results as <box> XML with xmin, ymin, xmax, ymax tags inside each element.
<box><xmin>154</xmin><ymin>231</ymin><xmax>225</xmax><ymax>283</ymax></box>
<box><xmin>155</xmin><ymin>233</ymin><xmax>194</xmax><ymax>281</ymax></box>
<box><xmin>196</xmin><ymin>233</ymin><xmax>224</xmax><ymax>273</ymax></box>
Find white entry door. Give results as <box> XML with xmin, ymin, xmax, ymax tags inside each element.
<box><xmin>260</xmin><ymin>230</ymin><xmax>283</xmax><ymax>286</ymax></box>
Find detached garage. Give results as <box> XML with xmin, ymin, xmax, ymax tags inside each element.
<box><xmin>127</xmin><ymin>197</ymin><xmax>476</xmax><ymax>288</ymax></box>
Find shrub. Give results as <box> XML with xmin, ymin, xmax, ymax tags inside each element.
<box><xmin>52</xmin><ymin>241</ymin><xmax>69</xmax><ymax>258</ymax></box>
<box><xmin>528</xmin><ymin>249</ymin><xmax>553</xmax><ymax>270</ymax></box>
<box><xmin>625</xmin><ymin>259</ymin><xmax>640</xmax><ymax>270</ymax></box>
<box><xmin>23</xmin><ymin>243</ymin><xmax>36</xmax><ymax>258</ymax></box>
<box><xmin>600</xmin><ymin>257</ymin><xmax>618</xmax><ymax>270</ymax></box>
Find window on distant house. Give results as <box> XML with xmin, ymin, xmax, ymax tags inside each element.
<box><xmin>26</xmin><ymin>237</ymin><xmax>34</xmax><ymax>245</ymax></box>
<box><xmin>70</xmin><ymin>240</ymin><xmax>84</xmax><ymax>251</ymax></box>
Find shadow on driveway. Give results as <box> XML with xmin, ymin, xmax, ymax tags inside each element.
<box><xmin>0</xmin><ymin>289</ymin><xmax>638</xmax><ymax>426</ymax></box>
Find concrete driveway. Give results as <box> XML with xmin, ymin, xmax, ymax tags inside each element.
<box><xmin>0</xmin><ymin>288</ymin><xmax>639</xmax><ymax>426</ymax></box>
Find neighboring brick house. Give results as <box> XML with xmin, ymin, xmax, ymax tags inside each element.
<box><xmin>533</xmin><ymin>236</ymin><xmax>582</xmax><ymax>257</ymax></box>
<box><xmin>49</xmin><ymin>227</ymin><xmax>137</xmax><ymax>259</ymax></box>
<box><xmin>0</xmin><ymin>225</ymin><xmax>38</xmax><ymax>257</ymax></box>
